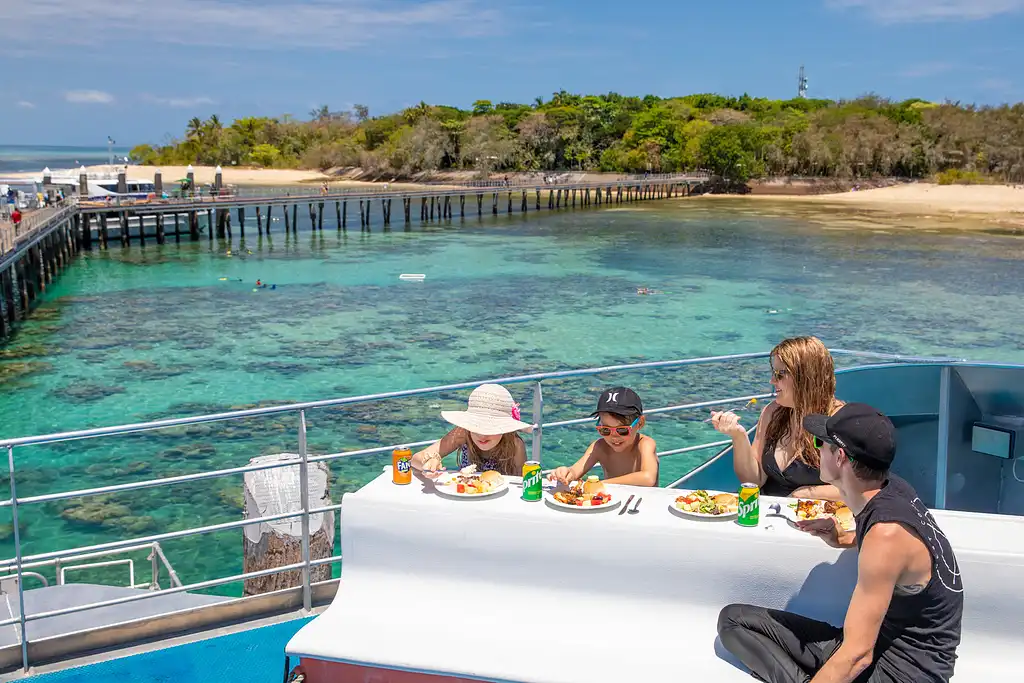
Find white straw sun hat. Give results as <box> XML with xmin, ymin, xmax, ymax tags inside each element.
<box><xmin>441</xmin><ymin>384</ymin><xmax>532</xmax><ymax>435</ymax></box>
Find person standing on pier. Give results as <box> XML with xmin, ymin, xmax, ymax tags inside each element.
<box><xmin>11</xmin><ymin>207</ymin><xmax>21</xmax><ymax>234</ymax></box>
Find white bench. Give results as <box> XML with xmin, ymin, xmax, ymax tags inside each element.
<box><xmin>286</xmin><ymin>472</ymin><xmax>1024</xmax><ymax>682</ymax></box>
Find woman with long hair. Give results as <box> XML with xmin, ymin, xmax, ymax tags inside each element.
<box><xmin>411</xmin><ymin>383</ymin><xmax>530</xmax><ymax>478</ymax></box>
<box><xmin>710</xmin><ymin>336</ymin><xmax>843</xmax><ymax>499</ymax></box>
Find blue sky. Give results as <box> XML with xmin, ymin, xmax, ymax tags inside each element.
<box><xmin>2</xmin><ymin>0</ymin><xmax>1022</xmax><ymax>146</ymax></box>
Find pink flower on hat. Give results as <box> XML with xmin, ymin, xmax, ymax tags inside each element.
<box><xmin>511</xmin><ymin>402</ymin><xmax>521</xmax><ymax>421</ymax></box>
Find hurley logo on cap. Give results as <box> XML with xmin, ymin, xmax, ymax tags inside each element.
<box><xmin>606</xmin><ymin>391</ymin><xmax>619</xmax><ymax>404</ymax></box>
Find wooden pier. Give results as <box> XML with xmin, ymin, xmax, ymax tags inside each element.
<box><xmin>0</xmin><ymin>174</ymin><xmax>708</xmax><ymax>339</ymax></box>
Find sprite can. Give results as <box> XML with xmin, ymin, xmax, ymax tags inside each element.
<box><xmin>738</xmin><ymin>483</ymin><xmax>760</xmax><ymax>527</ymax></box>
<box><xmin>522</xmin><ymin>461</ymin><xmax>542</xmax><ymax>501</ymax></box>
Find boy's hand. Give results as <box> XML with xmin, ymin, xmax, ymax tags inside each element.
<box><xmin>796</xmin><ymin>517</ymin><xmax>844</xmax><ymax>548</ymax></box>
<box><xmin>549</xmin><ymin>467</ymin><xmax>574</xmax><ymax>485</ymax></box>
<box><xmin>709</xmin><ymin>410</ymin><xmax>746</xmax><ymax>438</ymax></box>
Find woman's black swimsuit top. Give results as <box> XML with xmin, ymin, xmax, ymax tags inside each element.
<box><xmin>759</xmin><ymin>438</ymin><xmax>824</xmax><ymax>496</ymax></box>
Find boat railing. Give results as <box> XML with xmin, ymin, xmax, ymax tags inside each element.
<box><xmin>0</xmin><ymin>348</ymin><xmax>963</xmax><ymax>670</ymax></box>
<box><xmin>0</xmin><ymin>542</ymin><xmax>181</xmax><ymax>592</ymax></box>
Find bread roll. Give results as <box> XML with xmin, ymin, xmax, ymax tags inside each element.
<box><xmin>479</xmin><ymin>470</ymin><xmax>503</xmax><ymax>485</ymax></box>
<box><xmin>834</xmin><ymin>506</ymin><xmax>855</xmax><ymax>530</ymax></box>
<box><xmin>714</xmin><ymin>493</ymin><xmax>738</xmax><ymax>511</ymax></box>
<box><xmin>583</xmin><ymin>477</ymin><xmax>605</xmax><ymax>495</ymax></box>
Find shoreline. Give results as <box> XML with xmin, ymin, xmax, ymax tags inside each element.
<box><xmin>8</xmin><ymin>164</ymin><xmax>1023</xmax><ymax>222</ymax></box>
<box><xmin>690</xmin><ymin>183</ymin><xmax>1024</xmax><ymax>230</ymax></box>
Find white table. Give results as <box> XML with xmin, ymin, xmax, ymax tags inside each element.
<box><xmin>287</xmin><ymin>469</ymin><xmax>1024</xmax><ymax>683</ymax></box>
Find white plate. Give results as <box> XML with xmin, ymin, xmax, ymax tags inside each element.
<box><xmin>669</xmin><ymin>490</ymin><xmax>739</xmax><ymax>520</ymax></box>
<box><xmin>433</xmin><ymin>475</ymin><xmax>509</xmax><ymax>499</ymax></box>
<box><xmin>776</xmin><ymin>500</ymin><xmax>856</xmax><ymax>531</ymax></box>
<box><xmin>544</xmin><ymin>490</ymin><xmax>620</xmax><ymax>512</ymax></box>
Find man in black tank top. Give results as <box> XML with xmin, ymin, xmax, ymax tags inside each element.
<box><xmin>717</xmin><ymin>403</ymin><xmax>963</xmax><ymax>683</ymax></box>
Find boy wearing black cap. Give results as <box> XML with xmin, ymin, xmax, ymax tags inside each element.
<box><xmin>718</xmin><ymin>403</ymin><xmax>963</xmax><ymax>683</ymax></box>
<box><xmin>549</xmin><ymin>387</ymin><xmax>659</xmax><ymax>487</ymax></box>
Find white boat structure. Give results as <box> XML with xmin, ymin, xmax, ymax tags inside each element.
<box><xmin>0</xmin><ymin>349</ymin><xmax>1022</xmax><ymax>681</ymax></box>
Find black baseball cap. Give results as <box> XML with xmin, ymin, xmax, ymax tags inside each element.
<box><xmin>803</xmin><ymin>403</ymin><xmax>896</xmax><ymax>471</ymax></box>
<box><xmin>590</xmin><ymin>387</ymin><xmax>643</xmax><ymax>418</ymax></box>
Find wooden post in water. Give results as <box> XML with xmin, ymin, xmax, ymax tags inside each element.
<box><xmin>317</xmin><ymin>202</ymin><xmax>324</xmax><ymax>230</ymax></box>
<box><xmin>291</xmin><ymin>205</ymin><xmax>298</xmax><ymax>233</ymax></box>
<box><xmin>156</xmin><ymin>215</ymin><xmax>165</xmax><ymax>244</ymax></box>
<box><xmin>238</xmin><ymin>208</ymin><xmax>246</xmax><ymax>237</ymax></box>
<box><xmin>476</xmin><ymin>194</ymin><xmax>483</xmax><ymax>216</ymax></box>
<box><xmin>283</xmin><ymin>205</ymin><xmax>291</xmax><ymax>232</ymax></box>
<box><xmin>119</xmin><ymin>212</ymin><xmax>129</xmax><ymax>247</ymax></box>
<box><xmin>492</xmin><ymin>193</ymin><xmax>498</xmax><ymax>216</ymax></box>
<box><xmin>535</xmin><ymin>189</ymin><xmax>541</xmax><ymax>210</ymax></box>
<box><xmin>403</xmin><ymin>198</ymin><xmax>411</xmax><ymax>224</ymax></box>
<box><xmin>359</xmin><ymin>200</ymin><xmax>365</xmax><ymax>228</ymax></box>
<box><xmin>189</xmin><ymin>212</ymin><xmax>199</xmax><ymax>241</ymax></box>
<box><xmin>342</xmin><ymin>201</ymin><xmax>347</xmax><ymax>229</ymax></box>
<box><xmin>242</xmin><ymin>454</ymin><xmax>334</xmax><ymax>597</ymax></box>
<box><xmin>335</xmin><ymin>202</ymin><xmax>341</xmax><ymax>230</ymax></box>
<box><xmin>460</xmin><ymin>195</ymin><xmax>465</xmax><ymax>217</ymax></box>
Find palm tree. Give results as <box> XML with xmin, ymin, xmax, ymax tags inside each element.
<box><xmin>186</xmin><ymin>117</ymin><xmax>203</xmax><ymax>141</ymax></box>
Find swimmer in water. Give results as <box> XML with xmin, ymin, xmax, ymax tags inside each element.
<box><xmin>637</xmin><ymin>287</ymin><xmax>653</xmax><ymax>295</ymax></box>
<box><xmin>256</xmin><ymin>279</ymin><xmax>263</xmax><ymax>287</ymax></box>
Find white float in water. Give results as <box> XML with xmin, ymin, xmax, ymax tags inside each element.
<box><xmin>399</xmin><ymin>274</ymin><xmax>426</xmax><ymax>281</ymax></box>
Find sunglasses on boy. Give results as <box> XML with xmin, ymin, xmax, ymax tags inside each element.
<box><xmin>595</xmin><ymin>417</ymin><xmax>640</xmax><ymax>437</ymax></box>
<box><xmin>813</xmin><ymin>436</ymin><xmax>857</xmax><ymax>464</ymax></box>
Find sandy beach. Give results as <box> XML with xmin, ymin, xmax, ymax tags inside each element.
<box><xmin>760</xmin><ymin>183</ymin><xmax>1024</xmax><ymax>215</ymax></box>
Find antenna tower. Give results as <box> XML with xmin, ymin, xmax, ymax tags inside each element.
<box><xmin>798</xmin><ymin>65</ymin><xmax>808</xmax><ymax>98</ymax></box>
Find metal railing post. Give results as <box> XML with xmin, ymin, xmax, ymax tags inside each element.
<box><xmin>298</xmin><ymin>410</ymin><xmax>312</xmax><ymax>612</ymax></box>
<box><xmin>8</xmin><ymin>446</ymin><xmax>29</xmax><ymax>672</ymax></box>
<box><xmin>531</xmin><ymin>382</ymin><xmax>543</xmax><ymax>464</ymax></box>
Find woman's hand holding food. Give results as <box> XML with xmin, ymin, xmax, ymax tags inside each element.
<box><xmin>548</xmin><ymin>466</ymin><xmax>575</xmax><ymax>485</ymax></box>
<box><xmin>710</xmin><ymin>410</ymin><xmax>747</xmax><ymax>438</ymax></box>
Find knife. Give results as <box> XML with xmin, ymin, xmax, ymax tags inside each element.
<box><xmin>619</xmin><ymin>494</ymin><xmax>634</xmax><ymax>515</ymax></box>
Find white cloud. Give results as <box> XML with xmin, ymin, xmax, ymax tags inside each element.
<box><xmin>65</xmin><ymin>89</ymin><xmax>114</xmax><ymax>104</ymax></box>
<box><xmin>142</xmin><ymin>94</ymin><xmax>217</xmax><ymax>108</ymax></box>
<box><xmin>980</xmin><ymin>77</ymin><xmax>1014</xmax><ymax>92</ymax></box>
<box><xmin>827</xmin><ymin>0</ymin><xmax>1024</xmax><ymax>22</ymax></box>
<box><xmin>16</xmin><ymin>100</ymin><xmax>35</xmax><ymax>108</ymax></box>
<box><xmin>898</xmin><ymin>62</ymin><xmax>954</xmax><ymax>78</ymax></box>
<box><xmin>0</xmin><ymin>0</ymin><xmax>501</xmax><ymax>53</ymax></box>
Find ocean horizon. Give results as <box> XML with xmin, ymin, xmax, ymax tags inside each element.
<box><xmin>0</xmin><ymin>143</ymin><xmax>133</xmax><ymax>174</ymax></box>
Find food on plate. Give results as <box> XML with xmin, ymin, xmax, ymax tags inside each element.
<box><xmin>444</xmin><ymin>469</ymin><xmax>505</xmax><ymax>495</ymax></box>
<box><xmin>674</xmin><ymin>490</ymin><xmax>739</xmax><ymax>515</ymax></box>
<box><xmin>791</xmin><ymin>499</ymin><xmax>855</xmax><ymax>531</ymax></box>
<box><xmin>553</xmin><ymin>477</ymin><xmax>613</xmax><ymax>507</ymax></box>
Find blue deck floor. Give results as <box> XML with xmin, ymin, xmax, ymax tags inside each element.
<box><xmin>26</xmin><ymin>617</ymin><xmax>312</xmax><ymax>683</ymax></box>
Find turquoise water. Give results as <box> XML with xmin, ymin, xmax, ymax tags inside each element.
<box><xmin>0</xmin><ymin>144</ymin><xmax>132</xmax><ymax>174</ymax></box>
<box><xmin>2</xmin><ymin>199</ymin><xmax>1024</xmax><ymax>592</ymax></box>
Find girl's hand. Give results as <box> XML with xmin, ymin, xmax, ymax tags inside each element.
<box><xmin>710</xmin><ymin>411</ymin><xmax>746</xmax><ymax>438</ymax></box>
<box><xmin>420</xmin><ymin>455</ymin><xmax>445</xmax><ymax>479</ymax></box>
<box><xmin>549</xmin><ymin>467</ymin><xmax>573</xmax><ymax>485</ymax></box>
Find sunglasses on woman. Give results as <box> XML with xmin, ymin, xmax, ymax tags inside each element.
<box><xmin>595</xmin><ymin>417</ymin><xmax>640</xmax><ymax>437</ymax></box>
<box><xmin>770</xmin><ymin>365</ymin><xmax>790</xmax><ymax>382</ymax></box>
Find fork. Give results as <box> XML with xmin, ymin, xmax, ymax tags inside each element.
<box><xmin>628</xmin><ymin>497</ymin><xmax>642</xmax><ymax>514</ymax></box>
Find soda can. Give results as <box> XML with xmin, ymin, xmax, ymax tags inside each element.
<box><xmin>737</xmin><ymin>483</ymin><xmax>759</xmax><ymax>527</ymax></box>
<box><xmin>522</xmin><ymin>461</ymin><xmax>542</xmax><ymax>501</ymax></box>
<box><xmin>392</xmin><ymin>447</ymin><xmax>413</xmax><ymax>485</ymax></box>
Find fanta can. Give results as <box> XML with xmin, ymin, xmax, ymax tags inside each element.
<box><xmin>392</xmin><ymin>447</ymin><xmax>412</xmax><ymax>485</ymax></box>
<box><xmin>738</xmin><ymin>482</ymin><xmax>759</xmax><ymax>527</ymax></box>
<box><xmin>522</xmin><ymin>461</ymin><xmax>542</xmax><ymax>501</ymax></box>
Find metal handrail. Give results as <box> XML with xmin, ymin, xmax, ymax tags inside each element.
<box><xmin>0</xmin><ymin>348</ymin><xmax>965</xmax><ymax>671</ymax></box>
<box><xmin>0</xmin><ymin>349</ymin><xmax>954</xmax><ymax>449</ymax></box>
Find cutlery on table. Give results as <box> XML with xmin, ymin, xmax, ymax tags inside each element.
<box><xmin>619</xmin><ymin>494</ymin><xmax>635</xmax><ymax>515</ymax></box>
<box><xmin>628</xmin><ymin>497</ymin><xmax>642</xmax><ymax>514</ymax></box>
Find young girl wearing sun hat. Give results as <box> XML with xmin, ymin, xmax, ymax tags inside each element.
<box><xmin>411</xmin><ymin>383</ymin><xmax>531</xmax><ymax>478</ymax></box>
